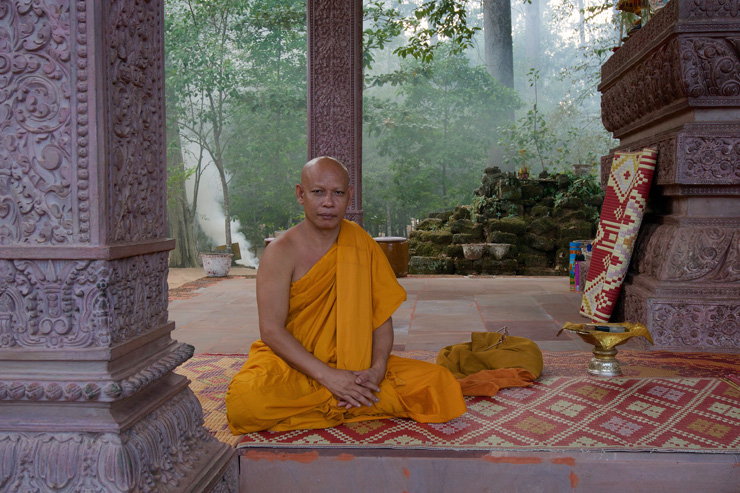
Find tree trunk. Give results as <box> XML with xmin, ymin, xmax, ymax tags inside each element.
<box><xmin>578</xmin><ymin>0</ymin><xmax>586</xmax><ymax>46</ymax></box>
<box><xmin>525</xmin><ymin>0</ymin><xmax>541</xmax><ymax>71</ymax></box>
<box><xmin>483</xmin><ymin>0</ymin><xmax>514</xmax><ymax>89</ymax></box>
<box><xmin>483</xmin><ymin>0</ymin><xmax>514</xmax><ymax>170</ymax></box>
<box><xmin>166</xmin><ymin>119</ymin><xmax>198</xmax><ymax>268</ymax></box>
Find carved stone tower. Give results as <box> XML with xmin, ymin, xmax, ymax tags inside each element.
<box><xmin>307</xmin><ymin>0</ymin><xmax>364</xmax><ymax>224</ymax></box>
<box><xmin>600</xmin><ymin>0</ymin><xmax>740</xmax><ymax>351</ymax></box>
<box><xmin>0</xmin><ymin>2</ymin><xmax>236</xmax><ymax>490</ymax></box>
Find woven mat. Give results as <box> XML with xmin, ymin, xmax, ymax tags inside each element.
<box><xmin>175</xmin><ymin>351</ymin><xmax>740</xmax><ymax>450</ymax></box>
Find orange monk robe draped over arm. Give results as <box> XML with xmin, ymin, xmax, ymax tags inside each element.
<box><xmin>225</xmin><ymin>220</ymin><xmax>466</xmax><ymax>433</ymax></box>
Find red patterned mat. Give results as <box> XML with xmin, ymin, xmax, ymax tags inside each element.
<box><xmin>175</xmin><ymin>352</ymin><xmax>740</xmax><ymax>451</ymax></box>
<box><xmin>237</xmin><ymin>376</ymin><xmax>740</xmax><ymax>452</ymax></box>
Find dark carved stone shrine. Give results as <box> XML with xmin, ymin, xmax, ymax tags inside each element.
<box><xmin>600</xmin><ymin>0</ymin><xmax>740</xmax><ymax>351</ymax></box>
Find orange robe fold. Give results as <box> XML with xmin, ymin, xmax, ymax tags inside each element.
<box><xmin>226</xmin><ymin>220</ymin><xmax>466</xmax><ymax>433</ymax></box>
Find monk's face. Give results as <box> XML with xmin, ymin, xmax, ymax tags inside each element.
<box><xmin>296</xmin><ymin>157</ymin><xmax>353</xmax><ymax>232</ymax></box>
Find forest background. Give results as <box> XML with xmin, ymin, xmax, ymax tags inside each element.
<box><xmin>165</xmin><ymin>0</ymin><xmax>627</xmax><ymax>267</ymax></box>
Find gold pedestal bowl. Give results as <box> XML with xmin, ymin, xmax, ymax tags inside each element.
<box><xmin>557</xmin><ymin>322</ymin><xmax>654</xmax><ymax>377</ymax></box>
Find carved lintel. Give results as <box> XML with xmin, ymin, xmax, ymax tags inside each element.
<box><xmin>0</xmin><ymin>389</ymin><xmax>234</xmax><ymax>492</ymax></box>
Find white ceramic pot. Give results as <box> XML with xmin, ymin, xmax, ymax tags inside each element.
<box><xmin>200</xmin><ymin>253</ymin><xmax>233</xmax><ymax>277</ymax></box>
<box><xmin>487</xmin><ymin>243</ymin><xmax>512</xmax><ymax>260</ymax></box>
<box><xmin>462</xmin><ymin>243</ymin><xmax>486</xmax><ymax>260</ymax></box>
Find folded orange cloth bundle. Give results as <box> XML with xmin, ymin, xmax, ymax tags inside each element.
<box><xmin>437</xmin><ymin>332</ymin><xmax>543</xmax><ymax>397</ymax></box>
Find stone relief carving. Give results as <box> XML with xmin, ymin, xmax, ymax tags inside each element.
<box><xmin>0</xmin><ymin>343</ymin><xmax>193</xmax><ymax>402</ymax></box>
<box><xmin>601</xmin><ymin>38</ymin><xmax>684</xmax><ymax>133</ymax></box>
<box><xmin>0</xmin><ymin>1</ymin><xmax>81</xmax><ymax>246</ymax></box>
<box><xmin>0</xmin><ymin>389</ymin><xmax>226</xmax><ymax>492</ymax></box>
<box><xmin>681</xmin><ymin>135</ymin><xmax>740</xmax><ymax>183</ymax></box>
<box><xmin>106</xmin><ymin>0</ymin><xmax>166</xmax><ymax>243</ymax></box>
<box><xmin>308</xmin><ymin>0</ymin><xmax>362</xmax><ymax>216</ymax></box>
<box><xmin>634</xmin><ymin>224</ymin><xmax>740</xmax><ymax>282</ymax></box>
<box><xmin>680</xmin><ymin>37</ymin><xmax>740</xmax><ymax>99</ymax></box>
<box><xmin>0</xmin><ymin>253</ymin><xmax>168</xmax><ymax>348</ymax></box>
<box><xmin>687</xmin><ymin>0</ymin><xmax>740</xmax><ymax>18</ymax></box>
<box><xmin>651</xmin><ymin>301</ymin><xmax>740</xmax><ymax>349</ymax></box>
<box><xmin>601</xmin><ymin>0</ymin><xmax>679</xmax><ymax>82</ymax></box>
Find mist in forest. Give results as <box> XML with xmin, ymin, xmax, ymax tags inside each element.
<box><xmin>183</xmin><ymin>140</ymin><xmax>259</xmax><ymax>268</ymax></box>
<box><xmin>165</xmin><ymin>0</ymin><xmax>621</xmax><ymax>261</ymax></box>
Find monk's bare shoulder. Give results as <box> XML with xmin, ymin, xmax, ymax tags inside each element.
<box><xmin>259</xmin><ymin>225</ymin><xmax>302</xmax><ymax>286</ymax></box>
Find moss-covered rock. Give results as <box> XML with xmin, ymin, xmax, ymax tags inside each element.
<box><xmin>487</xmin><ymin>217</ymin><xmax>527</xmax><ymax>236</ymax></box>
<box><xmin>530</xmin><ymin>205</ymin><xmax>551</xmax><ymax>217</ymax></box>
<box><xmin>409</xmin><ymin>256</ymin><xmax>454</xmax><ymax>275</ymax></box>
<box><xmin>452</xmin><ymin>233</ymin><xmax>475</xmax><ymax>244</ymax></box>
<box><xmin>498</xmin><ymin>183</ymin><xmax>522</xmax><ymax>201</ymax></box>
<box><xmin>416</xmin><ymin>217</ymin><xmax>444</xmax><ymax>231</ymax></box>
<box><xmin>521</xmin><ymin>183</ymin><xmax>543</xmax><ymax>200</ymax></box>
<box><xmin>481</xmin><ymin>258</ymin><xmax>518</xmax><ymax>274</ymax></box>
<box><xmin>420</xmin><ymin>230</ymin><xmax>453</xmax><ymax>245</ymax></box>
<box><xmin>520</xmin><ymin>252</ymin><xmax>549</xmax><ymax>267</ymax></box>
<box><xmin>525</xmin><ymin>233</ymin><xmax>556</xmax><ymax>252</ymax></box>
<box><xmin>559</xmin><ymin>220</ymin><xmax>593</xmax><ymax>244</ymax></box>
<box><xmin>428</xmin><ymin>210</ymin><xmax>453</xmax><ymax>222</ymax></box>
<box><xmin>454</xmin><ymin>258</ymin><xmax>482</xmax><ymax>275</ymax></box>
<box><xmin>414</xmin><ymin>242</ymin><xmax>446</xmax><ymax>257</ymax></box>
<box><xmin>445</xmin><ymin>244</ymin><xmax>464</xmax><ymax>258</ymax></box>
<box><xmin>487</xmin><ymin>231</ymin><xmax>518</xmax><ymax>244</ymax></box>
<box><xmin>450</xmin><ymin>219</ymin><xmax>483</xmax><ymax>239</ymax></box>
<box><xmin>557</xmin><ymin>197</ymin><xmax>583</xmax><ymax>210</ymax></box>
<box><xmin>451</xmin><ymin>206</ymin><xmax>471</xmax><ymax>221</ymax></box>
<box><xmin>528</xmin><ymin>216</ymin><xmax>558</xmax><ymax>237</ymax></box>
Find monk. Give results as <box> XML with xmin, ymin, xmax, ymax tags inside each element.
<box><xmin>226</xmin><ymin>156</ymin><xmax>466</xmax><ymax>433</ymax></box>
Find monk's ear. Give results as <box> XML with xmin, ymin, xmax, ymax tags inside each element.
<box><xmin>296</xmin><ymin>184</ymin><xmax>305</xmax><ymax>204</ymax></box>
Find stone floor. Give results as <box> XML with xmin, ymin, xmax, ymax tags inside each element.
<box><xmin>166</xmin><ymin>270</ymin><xmax>739</xmax><ymax>492</ymax></box>
<box><xmin>169</xmin><ymin>271</ymin><xmax>593</xmax><ymax>354</ymax></box>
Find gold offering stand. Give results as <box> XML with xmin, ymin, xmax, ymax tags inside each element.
<box><xmin>557</xmin><ymin>322</ymin><xmax>654</xmax><ymax>377</ymax></box>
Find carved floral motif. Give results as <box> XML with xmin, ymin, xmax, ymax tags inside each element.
<box><xmin>106</xmin><ymin>0</ymin><xmax>166</xmax><ymax>242</ymax></box>
<box><xmin>0</xmin><ymin>253</ymin><xmax>169</xmax><ymax>348</ymax></box>
<box><xmin>651</xmin><ymin>301</ymin><xmax>740</xmax><ymax>349</ymax></box>
<box><xmin>681</xmin><ymin>135</ymin><xmax>740</xmax><ymax>182</ymax></box>
<box><xmin>680</xmin><ymin>37</ymin><xmax>740</xmax><ymax>98</ymax></box>
<box><xmin>0</xmin><ymin>389</ymin><xmax>229</xmax><ymax>492</ymax></box>
<box><xmin>0</xmin><ymin>1</ymin><xmax>80</xmax><ymax>246</ymax></box>
<box><xmin>687</xmin><ymin>0</ymin><xmax>740</xmax><ymax>18</ymax></box>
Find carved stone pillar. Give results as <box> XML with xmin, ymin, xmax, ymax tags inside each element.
<box><xmin>599</xmin><ymin>0</ymin><xmax>740</xmax><ymax>351</ymax></box>
<box><xmin>307</xmin><ymin>0</ymin><xmax>364</xmax><ymax>224</ymax></box>
<box><xmin>0</xmin><ymin>2</ymin><xmax>236</xmax><ymax>490</ymax></box>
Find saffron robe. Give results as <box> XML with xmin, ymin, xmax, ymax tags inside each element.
<box><xmin>226</xmin><ymin>220</ymin><xmax>466</xmax><ymax>433</ymax></box>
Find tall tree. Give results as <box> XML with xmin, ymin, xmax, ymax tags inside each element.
<box><xmin>482</xmin><ymin>0</ymin><xmax>514</xmax><ymax>89</ymax></box>
<box><xmin>525</xmin><ymin>0</ymin><xmax>541</xmax><ymax>71</ymax></box>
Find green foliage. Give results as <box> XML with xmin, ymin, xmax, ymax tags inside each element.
<box><xmin>363</xmin><ymin>43</ymin><xmax>520</xmax><ymax>235</ymax></box>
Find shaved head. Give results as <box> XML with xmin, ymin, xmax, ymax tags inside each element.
<box><xmin>301</xmin><ymin>156</ymin><xmax>349</xmax><ymax>187</ymax></box>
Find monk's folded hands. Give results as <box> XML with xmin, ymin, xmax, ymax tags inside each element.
<box><xmin>319</xmin><ymin>366</ymin><xmax>380</xmax><ymax>409</ymax></box>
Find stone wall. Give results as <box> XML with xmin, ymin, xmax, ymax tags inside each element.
<box><xmin>409</xmin><ymin>168</ymin><xmax>603</xmax><ymax>275</ymax></box>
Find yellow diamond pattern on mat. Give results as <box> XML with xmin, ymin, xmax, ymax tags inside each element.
<box><xmin>516</xmin><ymin>416</ymin><xmax>555</xmax><ymax>435</ymax></box>
<box><xmin>688</xmin><ymin>419</ymin><xmax>731</xmax><ymax>439</ymax></box>
<box><xmin>300</xmin><ymin>433</ymin><xmax>332</xmax><ymax>445</ymax></box>
<box><xmin>388</xmin><ymin>435</ymin><xmax>421</xmax><ymax>446</ymax></box>
<box><xmin>627</xmin><ymin>400</ymin><xmax>665</xmax><ymax>418</ymax></box>
<box><xmin>474</xmin><ymin>402</ymin><xmax>506</xmax><ymax>417</ymax></box>
<box><xmin>346</xmin><ymin>420</ymin><xmax>385</xmax><ymax>435</ymax></box>
<box><xmin>708</xmin><ymin>402</ymin><xmax>740</xmax><ymax>420</ymax></box>
<box><xmin>479</xmin><ymin>436</ymin><xmax>515</xmax><ymax>447</ymax></box>
<box><xmin>723</xmin><ymin>386</ymin><xmax>740</xmax><ymax>398</ymax></box>
<box><xmin>550</xmin><ymin>400</ymin><xmax>586</xmax><ymax>418</ymax></box>
<box><xmin>576</xmin><ymin>385</ymin><xmax>609</xmax><ymax>401</ymax></box>
<box><xmin>664</xmin><ymin>437</ymin><xmax>702</xmax><ymax>449</ymax></box>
